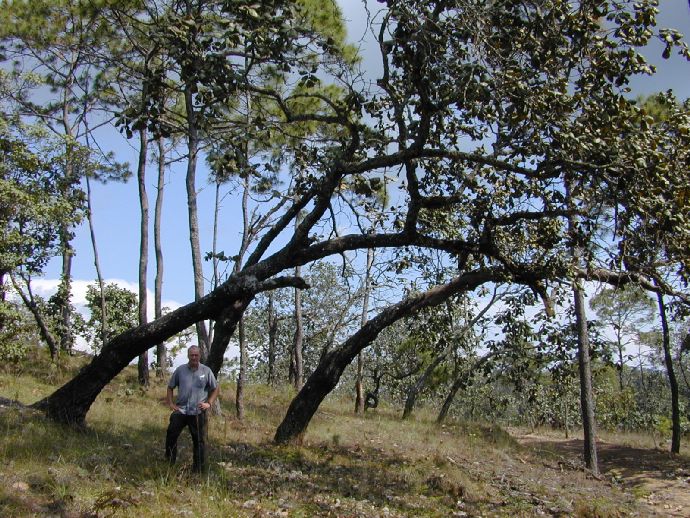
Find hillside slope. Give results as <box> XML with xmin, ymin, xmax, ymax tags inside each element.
<box><xmin>1</xmin><ymin>351</ymin><xmax>686</xmax><ymax>517</ymax></box>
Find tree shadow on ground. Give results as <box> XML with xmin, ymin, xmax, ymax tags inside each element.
<box><xmin>517</xmin><ymin>434</ymin><xmax>690</xmax><ymax>517</ymax></box>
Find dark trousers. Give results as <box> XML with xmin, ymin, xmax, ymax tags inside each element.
<box><xmin>165</xmin><ymin>411</ymin><xmax>207</xmax><ymax>472</ymax></box>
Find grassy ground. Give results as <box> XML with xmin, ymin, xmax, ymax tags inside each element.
<box><xmin>0</xmin><ymin>349</ymin><xmax>668</xmax><ymax>517</ymax></box>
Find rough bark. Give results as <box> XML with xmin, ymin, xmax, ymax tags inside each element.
<box><xmin>274</xmin><ymin>270</ymin><xmax>497</xmax><ymax>444</ymax></box>
<box><xmin>207</xmin><ymin>296</ymin><xmax>255</xmax><ymax>377</ymax></box>
<box><xmin>136</xmin><ymin>127</ymin><xmax>150</xmax><ymax>387</ymax></box>
<box><xmin>656</xmin><ymin>291</ymin><xmax>681</xmax><ymax>454</ymax></box>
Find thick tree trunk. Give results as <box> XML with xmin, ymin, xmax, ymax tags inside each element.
<box><xmin>206</xmin><ymin>296</ymin><xmax>254</xmax><ymax>377</ymax></box>
<box><xmin>275</xmin><ymin>271</ymin><xmax>494</xmax><ymax>444</ymax></box>
<box><xmin>656</xmin><ymin>292</ymin><xmax>681</xmax><ymax>454</ymax></box>
<box><xmin>154</xmin><ymin>137</ymin><xmax>167</xmax><ymax>376</ymax></box>
<box><xmin>31</xmin><ymin>274</ymin><xmax>302</xmax><ymax>424</ymax></box>
<box><xmin>573</xmin><ymin>281</ymin><xmax>599</xmax><ymax>475</ymax></box>
<box><xmin>137</xmin><ymin>128</ymin><xmax>150</xmax><ymax>387</ymax></box>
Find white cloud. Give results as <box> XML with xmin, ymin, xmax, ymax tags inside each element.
<box><xmin>29</xmin><ymin>278</ymin><xmax>184</xmax><ymax>319</ymax></box>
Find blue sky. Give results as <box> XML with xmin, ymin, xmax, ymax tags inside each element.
<box><xmin>35</xmin><ymin>0</ymin><xmax>690</xmax><ymax>321</ymax></box>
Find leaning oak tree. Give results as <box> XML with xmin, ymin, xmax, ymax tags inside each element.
<box><xmin>32</xmin><ymin>0</ymin><xmax>689</xmax><ymax>449</ymax></box>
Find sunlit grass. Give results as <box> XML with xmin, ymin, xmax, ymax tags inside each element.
<box><xmin>0</xmin><ymin>347</ymin><xmax>662</xmax><ymax>516</ymax></box>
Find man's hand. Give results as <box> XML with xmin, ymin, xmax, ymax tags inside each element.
<box><xmin>166</xmin><ymin>387</ymin><xmax>179</xmax><ymax>412</ymax></box>
<box><xmin>198</xmin><ymin>401</ymin><xmax>211</xmax><ymax>411</ymax></box>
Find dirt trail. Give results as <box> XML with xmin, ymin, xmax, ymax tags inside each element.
<box><xmin>515</xmin><ymin>432</ymin><xmax>690</xmax><ymax>517</ymax></box>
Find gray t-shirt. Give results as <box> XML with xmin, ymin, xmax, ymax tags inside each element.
<box><xmin>168</xmin><ymin>363</ymin><xmax>218</xmax><ymax>415</ymax></box>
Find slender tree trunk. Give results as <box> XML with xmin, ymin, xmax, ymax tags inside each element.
<box><xmin>209</xmin><ymin>182</ymin><xmax>223</xmax><ymax>347</ymax></box>
<box><xmin>85</xmin><ymin>176</ymin><xmax>108</xmax><ymax>348</ymax></box>
<box><xmin>137</xmin><ymin>128</ymin><xmax>150</xmax><ymax>386</ymax></box>
<box><xmin>573</xmin><ymin>282</ymin><xmax>599</xmax><ymax>475</ymax></box>
<box><xmin>236</xmin><ymin>319</ymin><xmax>247</xmax><ymax>419</ymax></box>
<box><xmin>233</xmin><ymin>176</ymin><xmax>251</xmax><ymax>417</ymax></box>
<box><xmin>403</xmin><ymin>351</ymin><xmax>446</xmax><ymax>419</ymax></box>
<box><xmin>616</xmin><ymin>342</ymin><xmax>625</xmax><ymax>392</ymax></box>
<box><xmin>57</xmin><ymin>92</ymin><xmax>75</xmax><ymax>355</ymax></box>
<box><xmin>0</xmin><ymin>273</ymin><xmax>6</xmax><ymax>333</ymax></box>
<box><xmin>567</xmin><ymin>178</ymin><xmax>599</xmax><ymax>475</ymax></box>
<box><xmin>57</xmin><ymin>233</ymin><xmax>74</xmax><ymax>354</ymax></box>
<box><xmin>656</xmin><ymin>291</ymin><xmax>681</xmax><ymax>454</ymax></box>
<box><xmin>267</xmin><ymin>292</ymin><xmax>277</xmax><ymax>385</ymax></box>
<box><xmin>184</xmin><ymin>87</ymin><xmax>209</xmax><ymax>358</ymax></box>
<box><xmin>154</xmin><ymin>137</ymin><xmax>166</xmax><ymax>376</ymax></box>
<box><xmin>355</xmin><ymin>247</ymin><xmax>374</xmax><ymax>414</ymax></box>
<box><xmin>437</xmin><ymin>369</ymin><xmax>467</xmax><ymax>424</ymax></box>
<box><xmin>293</xmin><ymin>263</ymin><xmax>304</xmax><ymax>391</ymax></box>
<box><xmin>10</xmin><ymin>274</ymin><xmax>59</xmax><ymax>360</ymax></box>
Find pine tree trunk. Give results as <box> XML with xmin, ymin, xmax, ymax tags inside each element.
<box><xmin>58</xmin><ymin>233</ymin><xmax>74</xmax><ymax>354</ymax></box>
<box><xmin>154</xmin><ymin>137</ymin><xmax>166</xmax><ymax>376</ymax></box>
<box><xmin>136</xmin><ymin>128</ymin><xmax>150</xmax><ymax>387</ymax></box>
<box><xmin>656</xmin><ymin>291</ymin><xmax>681</xmax><ymax>454</ymax></box>
<box><xmin>85</xmin><ymin>176</ymin><xmax>108</xmax><ymax>349</ymax></box>
<box><xmin>567</xmin><ymin>179</ymin><xmax>598</xmax><ymax>475</ymax></box>
<box><xmin>355</xmin><ymin>247</ymin><xmax>374</xmax><ymax>414</ymax></box>
<box><xmin>293</xmin><ymin>264</ymin><xmax>304</xmax><ymax>391</ymax></box>
<box><xmin>184</xmin><ymin>87</ymin><xmax>209</xmax><ymax>357</ymax></box>
<box><xmin>573</xmin><ymin>282</ymin><xmax>599</xmax><ymax>475</ymax></box>
<box><xmin>236</xmin><ymin>319</ymin><xmax>247</xmax><ymax>420</ymax></box>
<box><xmin>267</xmin><ymin>292</ymin><xmax>277</xmax><ymax>385</ymax></box>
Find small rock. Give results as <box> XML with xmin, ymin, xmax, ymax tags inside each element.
<box><xmin>242</xmin><ymin>499</ymin><xmax>258</xmax><ymax>509</ymax></box>
<box><xmin>12</xmin><ymin>481</ymin><xmax>29</xmax><ymax>492</ymax></box>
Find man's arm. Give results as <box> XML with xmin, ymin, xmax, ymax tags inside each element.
<box><xmin>166</xmin><ymin>387</ymin><xmax>180</xmax><ymax>412</ymax></box>
<box><xmin>199</xmin><ymin>385</ymin><xmax>219</xmax><ymax>411</ymax></box>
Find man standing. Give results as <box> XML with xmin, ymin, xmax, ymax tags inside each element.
<box><xmin>165</xmin><ymin>345</ymin><xmax>219</xmax><ymax>473</ymax></box>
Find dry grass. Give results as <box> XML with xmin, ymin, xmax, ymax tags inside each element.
<box><xmin>0</xmin><ymin>349</ymin><xmax>658</xmax><ymax>517</ymax></box>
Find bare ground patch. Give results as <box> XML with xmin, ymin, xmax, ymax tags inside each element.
<box><xmin>514</xmin><ymin>431</ymin><xmax>690</xmax><ymax>517</ymax></box>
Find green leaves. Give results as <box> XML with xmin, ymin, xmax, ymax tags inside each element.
<box><xmin>0</xmin><ymin>125</ymin><xmax>84</xmax><ymax>276</ymax></box>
